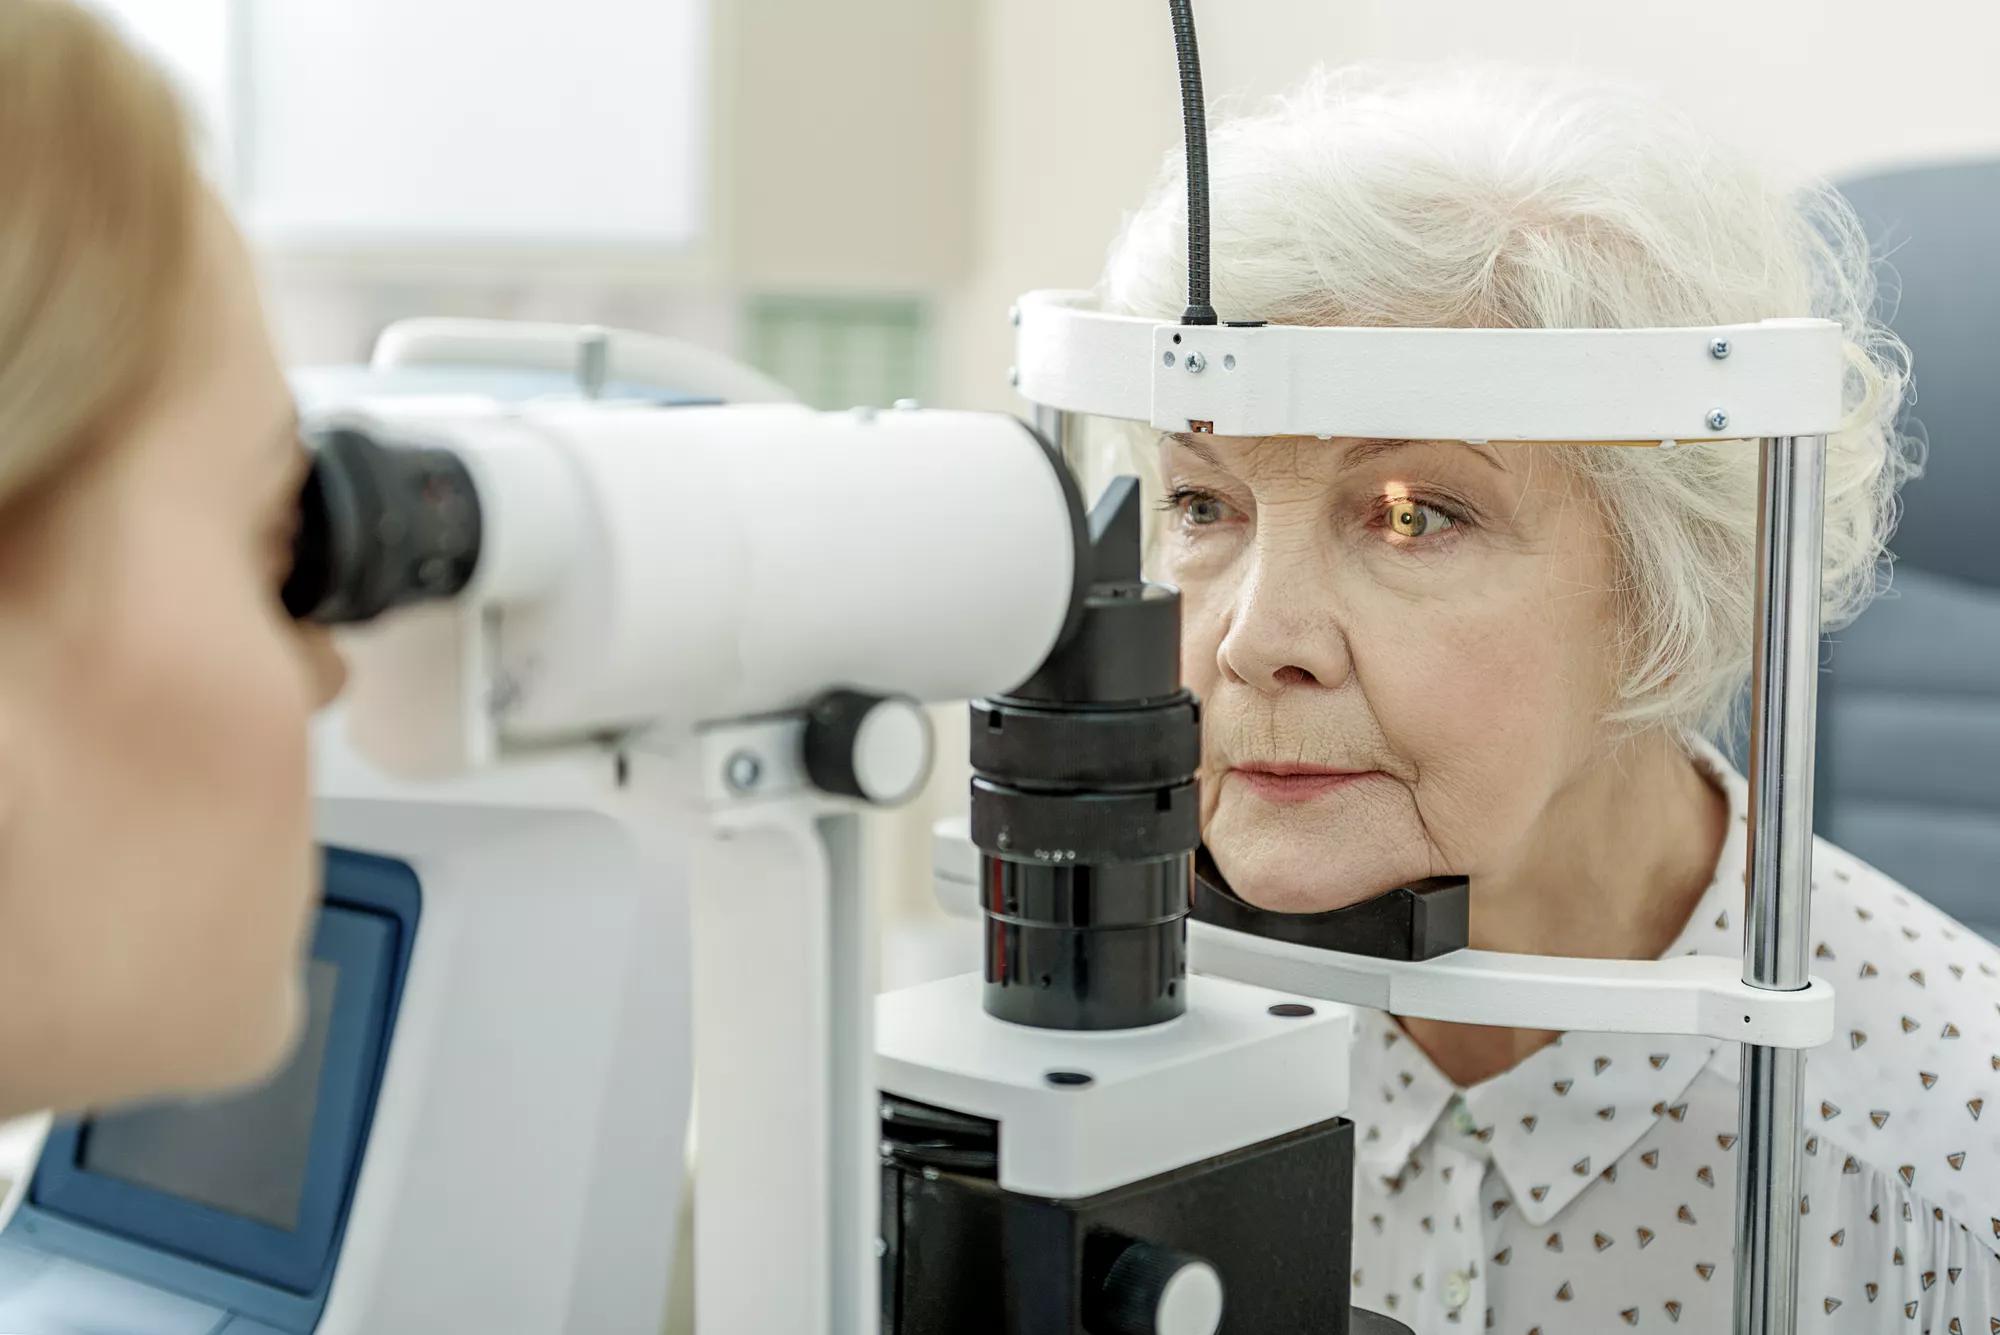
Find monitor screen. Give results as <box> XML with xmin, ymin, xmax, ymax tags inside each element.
<box><xmin>79</xmin><ymin>960</ymin><xmax>341</xmax><ymax>1232</ymax></box>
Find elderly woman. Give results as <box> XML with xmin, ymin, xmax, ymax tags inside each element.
<box><xmin>1101</xmin><ymin>67</ymin><xmax>1989</xmax><ymax>1332</ymax></box>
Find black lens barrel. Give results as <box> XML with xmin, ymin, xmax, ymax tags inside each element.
<box><xmin>283</xmin><ymin>424</ymin><xmax>483</xmax><ymax>625</ymax></box>
<box><xmin>981</xmin><ymin>856</ymin><xmax>1192</xmax><ymax>1030</ymax></box>
<box><xmin>974</xmin><ymin>476</ymin><xmax>1201</xmax><ymax>1031</ymax></box>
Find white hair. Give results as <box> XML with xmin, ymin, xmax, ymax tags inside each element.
<box><xmin>1098</xmin><ymin>64</ymin><xmax>1914</xmax><ymax>745</ymax></box>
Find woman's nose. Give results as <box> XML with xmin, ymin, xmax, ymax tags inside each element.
<box><xmin>1215</xmin><ymin>565</ymin><xmax>1353</xmax><ymax>694</ymax></box>
<box><xmin>300</xmin><ymin>627</ymin><xmax>348</xmax><ymax>708</ymax></box>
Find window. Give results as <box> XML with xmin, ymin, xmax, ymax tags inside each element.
<box><xmin>100</xmin><ymin>0</ymin><xmax>709</xmax><ymax>250</ymax></box>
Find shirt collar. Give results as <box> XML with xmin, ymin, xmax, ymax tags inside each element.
<box><xmin>1349</xmin><ymin>735</ymin><xmax>1750</xmax><ymax>1224</ymax></box>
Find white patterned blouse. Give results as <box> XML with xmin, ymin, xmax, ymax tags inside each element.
<box><xmin>1346</xmin><ymin>741</ymin><xmax>2000</xmax><ymax>1335</ymax></box>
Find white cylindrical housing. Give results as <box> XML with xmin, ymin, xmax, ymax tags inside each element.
<box><xmin>448</xmin><ymin>414</ymin><xmax>591</xmax><ymax>606</ymax></box>
<box><xmin>485</xmin><ymin>403</ymin><xmax>1080</xmax><ymax>740</ymax></box>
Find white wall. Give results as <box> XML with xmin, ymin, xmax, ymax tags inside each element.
<box><xmin>934</xmin><ymin>0</ymin><xmax>2000</xmax><ymax>415</ymax></box>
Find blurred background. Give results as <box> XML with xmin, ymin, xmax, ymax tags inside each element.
<box><xmin>103</xmin><ymin>0</ymin><xmax>2000</xmax><ymax>960</ymax></box>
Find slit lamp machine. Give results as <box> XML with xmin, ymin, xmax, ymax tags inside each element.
<box><xmin>0</xmin><ymin>7</ymin><xmax>1839</xmax><ymax>1333</ymax></box>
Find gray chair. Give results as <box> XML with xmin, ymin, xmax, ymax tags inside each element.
<box><xmin>1812</xmin><ymin>160</ymin><xmax>2000</xmax><ymax>936</ymax></box>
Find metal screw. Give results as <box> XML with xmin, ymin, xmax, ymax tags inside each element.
<box><xmin>1185</xmin><ymin>351</ymin><xmax>1207</xmax><ymax>374</ymax></box>
<box><xmin>1008</xmin><ymin>305</ymin><xmax>1021</xmax><ymax>327</ymax></box>
<box><xmin>1709</xmin><ymin>337</ymin><xmax>1731</xmax><ymax>360</ymax></box>
<box><xmin>417</xmin><ymin>556</ymin><xmax>450</xmax><ymax>590</ymax></box>
<box><xmin>1706</xmin><ymin>408</ymin><xmax>1730</xmax><ymax>432</ymax></box>
<box><xmin>874</xmin><ymin>1237</ymin><xmax>889</xmax><ymax>1259</ymax></box>
<box><xmin>922</xmin><ymin>1167</ymin><xmax>941</xmax><ymax>1182</ymax></box>
<box><xmin>1007</xmin><ymin>366</ymin><xmax>1020</xmax><ymax>387</ymax></box>
<box><xmin>725</xmin><ymin>750</ymin><xmax>763</xmax><ymax>792</ymax></box>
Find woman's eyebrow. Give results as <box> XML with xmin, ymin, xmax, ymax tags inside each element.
<box><xmin>1169</xmin><ymin>434</ymin><xmax>1228</xmax><ymax>469</ymax></box>
<box><xmin>1335</xmin><ymin>437</ymin><xmax>1506</xmax><ymax>473</ymax></box>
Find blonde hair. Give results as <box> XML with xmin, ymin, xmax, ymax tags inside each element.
<box><xmin>1101</xmin><ymin>64</ymin><xmax>1915</xmax><ymax>744</ymax></box>
<box><xmin>0</xmin><ymin>0</ymin><xmax>199</xmax><ymax>518</ymax></box>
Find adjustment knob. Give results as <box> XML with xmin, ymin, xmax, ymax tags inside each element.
<box><xmin>802</xmin><ymin>690</ymin><xmax>934</xmax><ymax>805</ymax></box>
<box><xmin>1087</xmin><ymin>1238</ymin><xmax>1224</xmax><ymax>1335</ymax></box>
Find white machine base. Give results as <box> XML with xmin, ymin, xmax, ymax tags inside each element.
<box><xmin>876</xmin><ymin>972</ymin><xmax>1352</xmax><ymax>1201</ymax></box>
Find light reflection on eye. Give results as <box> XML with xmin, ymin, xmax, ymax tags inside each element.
<box><xmin>1386</xmin><ymin>497</ymin><xmax>1455</xmax><ymax>538</ymax></box>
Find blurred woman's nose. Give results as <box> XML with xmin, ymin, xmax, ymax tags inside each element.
<box><xmin>1216</xmin><ymin>554</ymin><xmax>1354</xmax><ymax>695</ymax></box>
<box><xmin>300</xmin><ymin>627</ymin><xmax>347</xmax><ymax>708</ymax></box>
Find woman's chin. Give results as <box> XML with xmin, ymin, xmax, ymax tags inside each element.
<box><xmin>1224</xmin><ymin>863</ymin><xmax>1387</xmax><ymax>914</ymax></box>
<box><xmin>1205</xmin><ymin>843</ymin><xmax>1366</xmax><ymax>914</ymax></box>
<box><xmin>1206</xmin><ymin>807</ymin><xmax>1430</xmax><ymax>914</ymax></box>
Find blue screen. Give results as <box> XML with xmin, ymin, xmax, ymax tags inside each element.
<box><xmin>80</xmin><ymin>959</ymin><xmax>341</xmax><ymax>1231</ymax></box>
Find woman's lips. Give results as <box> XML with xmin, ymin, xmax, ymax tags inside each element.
<box><xmin>1228</xmin><ymin>765</ymin><xmax>1380</xmax><ymax>804</ymax></box>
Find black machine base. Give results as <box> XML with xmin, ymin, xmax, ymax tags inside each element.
<box><xmin>880</xmin><ymin>1097</ymin><xmax>1406</xmax><ymax>1334</ymax></box>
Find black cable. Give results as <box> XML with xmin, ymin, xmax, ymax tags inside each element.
<box><xmin>1169</xmin><ymin>0</ymin><xmax>1217</xmax><ymax>326</ymax></box>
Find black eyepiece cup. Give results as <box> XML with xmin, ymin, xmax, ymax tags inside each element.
<box><xmin>283</xmin><ymin>424</ymin><xmax>482</xmax><ymax>626</ymax></box>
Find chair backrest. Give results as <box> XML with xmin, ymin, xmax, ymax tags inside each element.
<box><xmin>1812</xmin><ymin>159</ymin><xmax>2000</xmax><ymax>935</ymax></box>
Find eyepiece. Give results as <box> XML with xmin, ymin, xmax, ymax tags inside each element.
<box><xmin>283</xmin><ymin>424</ymin><xmax>483</xmax><ymax>625</ymax></box>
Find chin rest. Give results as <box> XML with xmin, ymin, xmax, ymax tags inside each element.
<box><xmin>1191</xmin><ymin>849</ymin><xmax>1469</xmax><ymax>961</ymax></box>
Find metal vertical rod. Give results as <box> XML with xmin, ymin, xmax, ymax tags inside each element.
<box><xmin>1031</xmin><ymin>403</ymin><xmax>1086</xmax><ymax>483</ymax></box>
<box><xmin>1733</xmin><ymin>435</ymin><xmax>1827</xmax><ymax>1335</ymax></box>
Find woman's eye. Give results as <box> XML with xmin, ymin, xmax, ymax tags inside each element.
<box><xmin>1185</xmin><ymin>495</ymin><xmax>1227</xmax><ymax>525</ymax></box>
<box><xmin>1161</xmin><ymin>487</ymin><xmax>1235</xmax><ymax>528</ymax></box>
<box><xmin>1385</xmin><ymin>497</ymin><xmax>1456</xmax><ymax>539</ymax></box>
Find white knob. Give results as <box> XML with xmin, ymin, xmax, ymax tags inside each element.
<box><xmin>1091</xmin><ymin>1239</ymin><xmax>1225</xmax><ymax>1335</ymax></box>
<box><xmin>1156</xmin><ymin>1260</ymin><xmax>1224</xmax><ymax>1335</ymax></box>
<box><xmin>802</xmin><ymin>691</ymin><xmax>934</xmax><ymax>806</ymax></box>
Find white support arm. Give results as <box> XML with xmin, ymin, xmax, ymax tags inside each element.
<box><xmin>1014</xmin><ymin>289</ymin><xmax>1845</xmax><ymax>443</ymax></box>
<box><xmin>1189</xmin><ymin>922</ymin><xmax>1833</xmax><ymax>1049</ymax></box>
<box><xmin>629</xmin><ymin>718</ymin><xmax>883</xmax><ymax>1335</ymax></box>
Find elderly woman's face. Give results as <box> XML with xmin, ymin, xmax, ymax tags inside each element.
<box><xmin>1159</xmin><ymin>434</ymin><xmax>1623</xmax><ymax>911</ymax></box>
